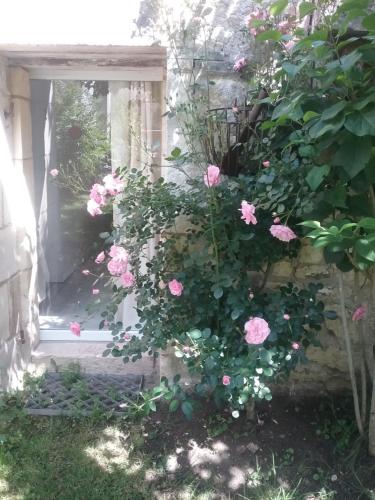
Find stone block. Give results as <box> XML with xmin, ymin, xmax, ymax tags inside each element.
<box><xmin>295</xmin><ymin>264</ymin><xmax>330</xmax><ymax>280</ymax></box>
<box><xmin>0</xmin><ymin>283</ymin><xmax>10</xmax><ymax>341</ymax></box>
<box><xmin>299</xmin><ymin>244</ymin><xmax>324</xmax><ymax>265</ymax></box>
<box><xmin>0</xmin><ymin>226</ymin><xmax>19</xmax><ymax>282</ymax></box>
<box><xmin>0</xmin><ymin>335</ymin><xmax>32</xmax><ymax>390</ymax></box>
<box><xmin>272</xmin><ymin>260</ymin><xmax>294</xmax><ymax>279</ymax></box>
<box><xmin>14</xmin><ymin>225</ymin><xmax>35</xmax><ymax>271</ymax></box>
<box><xmin>8</xmin><ymin>273</ymin><xmax>21</xmax><ymax>339</ymax></box>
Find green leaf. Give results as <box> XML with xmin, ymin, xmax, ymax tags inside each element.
<box><xmin>298</xmin><ymin>145</ymin><xmax>316</xmax><ymax>157</ymax></box>
<box><xmin>344</xmin><ymin>106</ymin><xmax>375</xmax><ymax>136</ymax></box>
<box><xmin>313</xmin><ymin>236</ymin><xmax>336</xmax><ymax>248</ymax></box>
<box><xmin>256</xmin><ymin>30</ymin><xmax>282</xmax><ymax>42</ymax></box>
<box><xmin>299</xmin><ymin>1</ymin><xmax>316</xmax><ymax>17</ymax></box>
<box><xmin>189</xmin><ymin>329</ymin><xmax>202</xmax><ymax>340</ymax></box>
<box><xmin>213</xmin><ymin>287</ymin><xmax>223</xmax><ymax>299</ymax></box>
<box><xmin>333</xmin><ymin>135</ymin><xmax>372</xmax><ymax>178</ymax></box>
<box><xmin>282</xmin><ymin>62</ymin><xmax>301</xmax><ymax>78</ymax></box>
<box><xmin>181</xmin><ymin>401</ymin><xmax>193</xmax><ymax>420</ymax></box>
<box><xmin>309</xmin><ymin>115</ymin><xmax>345</xmax><ymax>139</ymax></box>
<box><xmin>306</xmin><ymin>165</ymin><xmax>330</xmax><ymax>190</ymax></box>
<box><xmin>299</xmin><ymin>220</ymin><xmax>322</xmax><ymax>229</ymax></box>
<box><xmin>324</xmin><ymin>185</ymin><xmax>347</xmax><ymax>208</ymax></box>
<box><xmin>303</xmin><ymin>111</ymin><xmax>319</xmax><ymax>123</ymax></box>
<box><xmin>358</xmin><ymin>218</ymin><xmax>375</xmax><ymax>230</ymax></box>
<box><xmin>169</xmin><ymin>399</ymin><xmax>179</xmax><ymax>412</ymax></box>
<box><xmin>149</xmin><ymin>400</ymin><xmax>157</xmax><ymax>412</ymax></box>
<box><xmin>353</xmin><ymin>93</ymin><xmax>375</xmax><ymax>110</ymax></box>
<box><xmin>362</xmin><ymin>12</ymin><xmax>375</xmax><ymax>30</ymax></box>
<box><xmin>231</xmin><ymin>308</ymin><xmax>243</xmax><ymax>320</ymax></box>
<box><xmin>321</xmin><ymin>102</ymin><xmax>347</xmax><ymax>121</ymax></box>
<box><xmin>270</xmin><ymin>0</ymin><xmax>288</xmax><ymax>16</ymax></box>
<box><xmin>340</xmin><ymin>51</ymin><xmax>362</xmax><ymax>71</ymax></box>
<box><xmin>171</xmin><ymin>147</ymin><xmax>181</xmax><ymax>158</ymax></box>
<box><xmin>355</xmin><ymin>237</ymin><xmax>375</xmax><ymax>261</ymax></box>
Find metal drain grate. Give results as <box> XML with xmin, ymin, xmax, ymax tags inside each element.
<box><xmin>25</xmin><ymin>372</ymin><xmax>144</xmax><ymax>416</ymax></box>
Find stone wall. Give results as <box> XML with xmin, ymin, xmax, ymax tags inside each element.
<box><xmin>0</xmin><ymin>63</ymin><xmax>39</xmax><ymax>390</ymax></box>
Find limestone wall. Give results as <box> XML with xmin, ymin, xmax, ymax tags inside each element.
<box><xmin>0</xmin><ymin>63</ymin><xmax>39</xmax><ymax>390</ymax></box>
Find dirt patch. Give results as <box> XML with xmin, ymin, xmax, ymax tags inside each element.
<box><xmin>140</xmin><ymin>395</ymin><xmax>375</xmax><ymax>499</ymax></box>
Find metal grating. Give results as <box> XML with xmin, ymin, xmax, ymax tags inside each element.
<box><xmin>25</xmin><ymin>372</ymin><xmax>144</xmax><ymax>416</ymax></box>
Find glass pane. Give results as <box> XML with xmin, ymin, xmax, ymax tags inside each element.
<box><xmin>32</xmin><ymin>79</ymin><xmax>163</xmax><ymax>333</ymax></box>
<box><xmin>32</xmin><ymin>80</ymin><xmax>112</xmax><ymax>330</ymax></box>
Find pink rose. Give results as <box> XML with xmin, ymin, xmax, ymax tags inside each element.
<box><xmin>107</xmin><ymin>246</ymin><xmax>128</xmax><ymax>275</ymax></box>
<box><xmin>103</xmin><ymin>174</ymin><xmax>124</xmax><ymax>196</ymax></box>
<box><xmin>124</xmin><ymin>333</ymin><xmax>132</xmax><ymax>341</ymax></box>
<box><xmin>90</xmin><ymin>183</ymin><xmax>106</xmax><ymax>205</ymax></box>
<box><xmin>204</xmin><ymin>165</ymin><xmax>221</xmax><ymax>187</ymax></box>
<box><xmin>109</xmin><ymin>245</ymin><xmax>128</xmax><ymax>263</ymax></box>
<box><xmin>273</xmin><ymin>217</ymin><xmax>280</xmax><ymax>224</ymax></box>
<box><xmin>291</xmin><ymin>342</ymin><xmax>300</xmax><ymax>350</ymax></box>
<box><xmin>95</xmin><ymin>251</ymin><xmax>105</xmax><ymax>264</ymax></box>
<box><xmin>244</xmin><ymin>317</ymin><xmax>270</xmax><ymax>344</ymax></box>
<box><xmin>87</xmin><ymin>199</ymin><xmax>103</xmax><ymax>217</ymax></box>
<box><xmin>120</xmin><ymin>271</ymin><xmax>135</xmax><ymax>287</ymax></box>
<box><xmin>70</xmin><ymin>322</ymin><xmax>81</xmax><ymax>336</ymax></box>
<box><xmin>168</xmin><ymin>279</ymin><xmax>184</xmax><ymax>296</ymax></box>
<box><xmin>284</xmin><ymin>40</ymin><xmax>296</xmax><ymax>52</ymax></box>
<box><xmin>270</xmin><ymin>224</ymin><xmax>297</xmax><ymax>242</ymax></box>
<box><xmin>262</xmin><ymin>160</ymin><xmax>270</xmax><ymax>168</ymax></box>
<box><xmin>50</xmin><ymin>169</ymin><xmax>59</xmax><ymax>177</ymax></box>
<box><xmin>352</xmin><ymin>305</ymin><xmax>366</xmax><ymax>321</ymax></box>
<box><xmin>239</xmin><ymin>200</ymin><xmax>257</xmax><ymax>225</ymax></box>
<box><xmin>81</xmin><ymin>269</ymin><xmax>90</xmax><ymax>276</ymax></box>
<box><xmin>233</xmin><ymin>57</ymin><xmax>247</xmax><ymax>72</ymax></box>
<box><xmin>92</xmin><ymin>289</ymin><xmax>100</xmax><ymax>295</ymax></box>
<box><xmin>246</xmin><ymin>9</ymin><xmax>267</xmax><ymax>36</ymax></box>
<box><xmin>283</xmin><ymin>314</ymin><xmax>290</xmax><ymax>320</ymax></box>
<box><xmin>222</xmin><ymin>375</ymin><xmax>231</xmax><ymax>386</ymax></box>
<box><xmin>107</xmin><ymin>259</ymin><xmax>128</xmax><ymax>276</ymax></box>
<box><xmin>277</xmin><ymin>20</ymin><xmax>291</xmax><ymax>34</ymax></box>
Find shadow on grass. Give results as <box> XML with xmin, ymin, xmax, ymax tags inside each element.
<box><xmin>1</xmin><ymin>395</ymin><xmax>374</xmax><ymax>500</ymax></box>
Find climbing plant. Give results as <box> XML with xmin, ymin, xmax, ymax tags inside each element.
<box><xmin>78</xmin><ymin>0</ymin><xmax>375</xmax><ymax>455</ymax></box>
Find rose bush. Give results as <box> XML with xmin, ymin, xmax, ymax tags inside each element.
<box><xmin>82</xmin><ymin>163</ymin><xmax>329</xmax><ymax>418</ymax></box>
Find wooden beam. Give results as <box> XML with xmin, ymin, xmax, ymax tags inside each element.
<box><xmin>0</xmin><ymin>44</ymin><xmax>167</xmax><ymax>81</ymax></box>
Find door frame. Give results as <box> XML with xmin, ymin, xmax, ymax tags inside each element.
<box><xmin>1</xmin><ymin>44</ymin><xmax>167</xmax><ymax>342</ymax></box>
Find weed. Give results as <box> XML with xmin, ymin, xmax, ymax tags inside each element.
<box><xmin>315</xmin><ymin>401</ymin><xmax>357</xmax><ymax>454</ymax></box>
<box><xmin>61</xmin><ymin>362</ymin><xmax>83</xmax><ymax>388</ymax></box>
<box><xmin>206</xmin><ymin>414</ymin><xmax>232</xmax><ymax>438</ymax></box>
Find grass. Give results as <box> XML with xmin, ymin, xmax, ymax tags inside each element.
<box><xmin>0</xmin><ymin>393</ymin><xmax>374</xmax><ymax>500</ymax></box>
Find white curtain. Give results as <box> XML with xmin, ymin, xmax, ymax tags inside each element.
<box><xmin>109</xmin><ymin>81</ymin><xmax>162</xmax><ymax>329</ymax></box>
